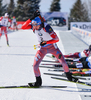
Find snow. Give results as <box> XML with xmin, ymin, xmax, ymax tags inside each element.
<box><xmin>0</xmin><ymin>29</ymin><xmax>91</xmax><ymax>100</ymax></box>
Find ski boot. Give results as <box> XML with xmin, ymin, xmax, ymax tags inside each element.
<box><xmin>7</xmin><ymin>41</ymin><xmax>9</xmax><ymax>46</ymax></box>
<box><xmin>28</xmin><ymin>76</ymin><xmax>42</xmax><ymax>87</ymax></box>
<box><xmin>65</xmin><ymin>72</ymin><xmax>78</xmax><ymax>82</ymax></box>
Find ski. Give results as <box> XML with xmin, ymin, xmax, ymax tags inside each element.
<box><xmin>46</xmin><ymin>55</ymin><xmax>74</xmax><ymax>61</ymax></box>
<box><xmin>41</xmin><ymin>63</ymin><xmax>91</xmax><ymax>71</ymax></box>
<box><xmin>39</xmin><ymin>66</ymin><xmax>77</xmax><ymax>72</ymax></box>
<box><xmin>40</xmin><ymin>65</ymin><xmax>90</xmax><ymax>72</ymax></box>
<box><xmin>0</xmin><ymin>85</ymin><xmax>29</xmax><ymax>89</ymax></box>
<box><xmin>51</xmin><ymin>77</ymin><xmax>91</xmax><ymax>87</ymax></box>
<box><xmin>40</xmin><ymin>65</ymin><xmax>76</xmax><ymax>71</ymax></box>
<box><xmin>42</xmin><ymin>60</ymin><xmax>59</xmax><ymax>63</ymax></box>
<box><xmin>48</xmin><ymin>69</ymin><xmax>65</xmax><ymax>72</ymax></box>
<box><xmin>41</xmin><ymin>63</ymin><xmax>76</xmax><ymax>68</ymax></box>
<box><xmin>44</xmin><ymin>72</ymin><xmax>90</xmax><ymax>80</ymax></box>
<box><xmin>0</xmin><ymin>85</ymin><xmax>67</xmax><ymax>89</ymax></box>
<box><xmin>41</xmin><ymin>62</ymin><xmax>76</xmax><ymax>66</ymax></box>
<box><xmin>44</xmin><ymin>72</ymin><xmax>65</xmax><ymax>77</ymax></box>
<box><xmin>42</xmin><ymin>58</ymin><xmax>75</xmax><ymax>63</ymax></box>
<box><xmin>48</xmin><ymin>69</ymin><xmax>77</xmax><ymax>72</ymax></box>
<box><xmin>41</xmin><ymin>60</ymin><xmax>77</xmax><ymax>68</ymax></box>
<box><xmin>39</xmin><ymin>65</ymin><xmax>61</xmax><ymax>69</ymax></box>
<box><xmin>41</xmin><ymin>63</ymin><xmax>61</xmax><ymax>66</ymax></box>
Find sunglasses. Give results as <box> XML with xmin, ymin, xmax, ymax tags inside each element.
<box><xmin>32</xmin><ymin>21</ymin><xmax>39</xmax><ymax>26</ymax></box>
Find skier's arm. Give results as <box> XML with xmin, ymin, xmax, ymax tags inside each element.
<box><xmin>0</xmin><ymin>25</ymin><xmax>3</xmax><ymax>27</ymax></box>
<box><xmin>47</xmin><ymin>32</ymin><xmax>59</xmax><ymax>44</ymax></box>
<box><xmin>83</xmin><ymin>49</ymin><xmax>89</xmax><ymax>57</ymax></box>
<box><xmin>8</xmin><ymin>18</ymin><xmax>12</xmax><ymax>23</ymax></box>
<box><xmin>22</xmin><ymin>10</ymin><xmax>40</xmax><ymax>30</ymax></box>
<box><xmin>21</xmin><ymin>19</ymin><xmax>32</xmax><ymax>29</ymax></box>
<box><xmin>45</xmin><ymin>25</ymin><xmax>59</xmax><ymax>44</ymax></box>
<box><xmin>0</xmin><ymin>17</ymin><xmax>3</xmax><ymax>21</ymax></box>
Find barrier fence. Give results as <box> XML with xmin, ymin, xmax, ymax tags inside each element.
<box><xmin>10</xmin><ymin>21</ymin><xmax>25</xmax><ymax>30</ymax></box>
<box><xmin>72</xmin><ymin>27</ymin><xmax>91</xmax><ymax>45</ymax></box>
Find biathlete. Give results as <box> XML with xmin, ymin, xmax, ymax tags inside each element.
<box><xmin>67</xmin><ymin>56</ymin><xmax>91</xmax><ymax>69</ymax></box>
<box><xmin>65</xmin><ymin>56</ymin><xmax>91</xmax><ymax>75</ymax></box>
<box><xmin>0</xmin><ymin>13</ymin><xmax>12</xmax><ymax>46</ymax></box>
<box><xmin>21</xmin><ymin>11</ymin><xmax>77</xmax><ymax>87</ymax></box>
<box><xmin>11</xmin><ymin>16</ymin><xmax>18</xmax><ymax>31</ymax></box>
<box><xmin>51</xmin><ymin>45</ymin><xmax>91</xmax><ymax>63</ymax></box>
<box><xmin>64</xmin><ymin>45</ymin><xmax>91</xmax><ymax>58</ymax></box>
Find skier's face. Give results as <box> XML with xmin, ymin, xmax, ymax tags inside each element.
<box><xmin>33</xmin><ymin>25</ymin><xmax>40</xmax><ymax>30</ymax></box>
<box><xmin>5</xmin><ymin>16</ymin><xmax>8</xmax><ymax>19</ymax></box>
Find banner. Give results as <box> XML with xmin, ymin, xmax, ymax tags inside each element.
<box><xmin>41</xmin><ymin>12</ymin><xmax>68</xmax><ymax>27</ymax></box>
<box><xmin>10</xmin><ymin>21</ymin><xmax>25</xmax><ymax>30</ymax></box>
<box><xmin>71</xmin><ymin>22</ymin><xmax>91</xmax><ymax>32</ymax></box>
<box><xmin>17</xmin><ymin>21</ymin><xmax>25</xmax><ymax>29</ymax></box>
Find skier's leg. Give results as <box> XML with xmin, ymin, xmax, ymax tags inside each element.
<box><xmin>51</xmin><ymin>48</ymin><xmax>69</xmax><ymax>72</ymax></box>
<box><xmin>0</xmin><ymin>27</ymin><xmax>3</xmax><ymax>38</ymax></box>
<box><xmin>33</xmin><ymin>50</ymin><xmax>46</xmax><ymax>76</ymax></box>
<box><xmin>30</xmin><ymin>47</ymin><xmax>47</xmax><ymax>86</ymax></box>
<box><xmin>4</xmin><ymin>27</ymin><xmax>9</xmax><ymax>46</ymax></box>
<box><xmin>48</xmin><ymin>44</ymin><xmax>78</xmax><ymax>82</ymax></box>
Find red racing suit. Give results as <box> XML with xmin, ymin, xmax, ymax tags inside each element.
<box><xmin>21</xmin><ymin>19</ymin><xmax>69</xmax><ymax>77</ymax></box>
<box><xmin>0</xmin><ymin>16</ymin><xmax>11</xmax><ymax>41</ymax></box>
<box><xmin>64</xmin><ymin>49</ymin><xmax>91</xmax><ymax>58</ymax></box>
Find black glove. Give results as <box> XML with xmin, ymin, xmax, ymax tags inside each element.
<box><xmin>30</xmin><ymin>10</ymin><xmax>40</xmax><ymax>20</ymax></box>
<box><xmin>0</xmin><ymin>25</ymin><xmax>3</xmax><ymax>27</ymax></box>
<box><xmin>40</xmin><ymin>41</ymin><xmax>47</xmax><ymax>46</ymax></box>
<box><xmin>65</xmin><ymin>72</ymin><xmax>78</xmax><ymax>82</ymax></box>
